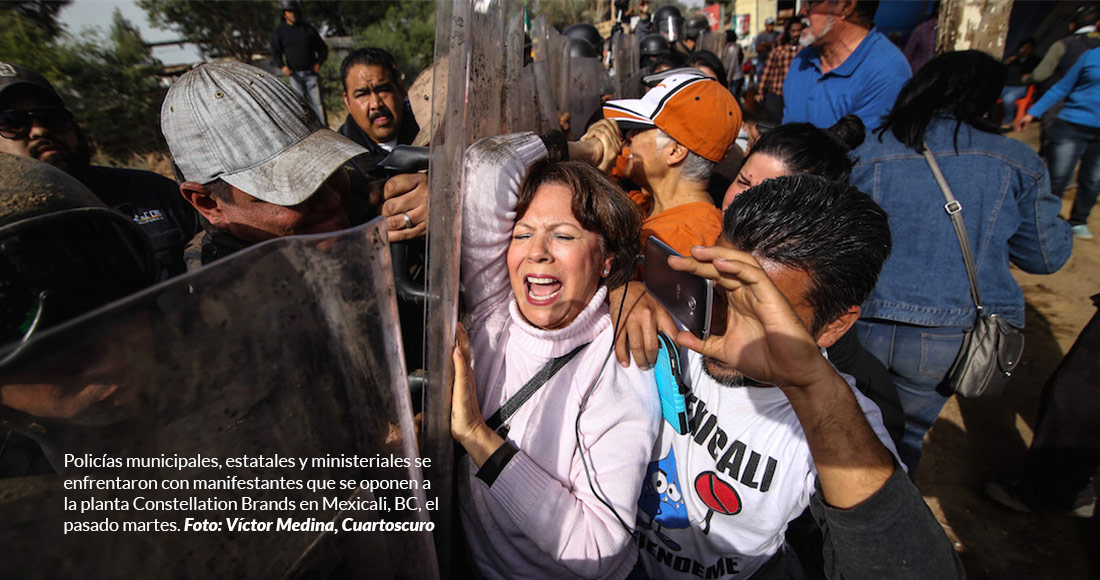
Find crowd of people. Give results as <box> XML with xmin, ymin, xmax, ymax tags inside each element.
<box><xmin>1</xmin><ymin>0</ymin><xmax>1098</xmax><ymax>577</ymax></box>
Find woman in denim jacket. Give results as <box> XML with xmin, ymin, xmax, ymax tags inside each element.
<box><xmin>850</xmin><ymin>51</ymin><xmax>1073</xmax><ymax>473</ymax></box>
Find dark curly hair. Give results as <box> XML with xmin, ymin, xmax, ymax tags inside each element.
<box><xmin>516</xmin><ymin>159</ymin><xmax>641</xmax><ymax>288</ymax></box>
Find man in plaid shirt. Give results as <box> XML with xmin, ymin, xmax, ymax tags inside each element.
<box><xmin>755</xmin><ymin>19</ymin><xmax>805</xmax><ymax>123</ymax></box>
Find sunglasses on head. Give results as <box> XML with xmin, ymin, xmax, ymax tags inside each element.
<box><xmin>0</xmin><ymin>107</ymin><xmax>75</xmax><ymax>140</ymax></box>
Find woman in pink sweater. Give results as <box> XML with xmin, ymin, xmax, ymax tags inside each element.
<box><xmin>451</xmin><ymin>131</ymin><xmax>661</xmax><ymax>579</ymax></box>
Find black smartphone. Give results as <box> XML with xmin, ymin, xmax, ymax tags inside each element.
<box><xmin>644</xmin><ymin>236</ymin><xmax>715</xmax><ymax>339</ymax></box>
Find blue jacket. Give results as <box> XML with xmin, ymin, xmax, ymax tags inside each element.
<box><xmin>851</xmin><ymin>120</ymin><xmax>1073</xmax><ymax>328</ymax></box>
<box><xmin>782</xmin><ymin>29</ymin><xmax>911</xmax><ymax>130</ymax></box>
<box><xmin>1029</xmin><ymin>47</ymin><xmax>1100</xmax><ymax>129</ymax></box>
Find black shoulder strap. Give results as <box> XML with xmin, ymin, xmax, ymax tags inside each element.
<box><xmin>485</xmin><ymin>342</ymin><xmax>589</xmax><ymax>435</ymax></box>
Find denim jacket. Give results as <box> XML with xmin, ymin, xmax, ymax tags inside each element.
<box><xmin>851</xmin><ymin>119</ymin><xmax>1073</xmax><ymax>328</ymax></box>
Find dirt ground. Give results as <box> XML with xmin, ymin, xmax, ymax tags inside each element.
<box><xmin>917</xmin><ymin>124</ymin><xmax>1100</xmax><ymax>580</ymax></box>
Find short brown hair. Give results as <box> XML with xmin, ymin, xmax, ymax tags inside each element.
<box><xmin>516</xmin><ymin>159</ymin><xmax>640</xmax><ymax>288</ymax></box>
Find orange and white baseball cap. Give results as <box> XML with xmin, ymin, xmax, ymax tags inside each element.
<box><xmin>603</xmin><ymin>69</ymin><xmax>742</xmax><ymax>163</ymax></box>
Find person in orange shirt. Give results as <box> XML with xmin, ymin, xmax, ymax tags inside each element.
<box><xmin>602</xmin><ymin>69</ymin><xmax>742</xmax><ymax>256</ymax></box>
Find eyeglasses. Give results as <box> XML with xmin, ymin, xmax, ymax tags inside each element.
<box><xmin>0</xmin><ymin>107</ymin><xmax>75</xmax><ymax>140</ymax></box>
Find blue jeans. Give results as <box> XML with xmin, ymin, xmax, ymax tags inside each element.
<box><xmin>1000</xmin><ymin>85</ymin><xmax>1028</xmax><ymax>123</ymax></box>
<box><xmin>290</xmin><ymin>70</ymin><xmax>325</xmax><ymax>123</ymax></box>
<box><xmin>1047</xmin><ymin>119</ymin><xmax>1100</xmax><ymax>226</ymax></box>
<box><xmin>855</xmin><ymin>320</ymin><xmax>965</xmax><ymax>473</ymax></box>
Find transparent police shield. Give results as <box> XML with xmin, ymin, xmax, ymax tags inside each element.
<box><xmin>0</xmin><ymin>219</ymin><xmax>438</xmax><ymax>579</ymax></box>
<box><xmin>422</xmin><ymin>2</ymin><xmax>541</xmax><ymax>575</ymax></box>
<box><xmin>516</xmin><ymin>60</ymin><xmax>560</xmax><ymax>135</ymax></box>
<box><xmin>568</xmin><ymin>56</ymin><xmax>604</xmax><ymax>138</ymax></box>
<box><xmin>531</xmin><ymin>15</ymin><xmax>568</xmax><ymax>123</ymax></box>
<box><xmin>697</xmin><ymin>30</ymin><xmax>720</xmax><ymax>55</ymax></box>
<box><xmin>611</xmin><ymin>31</ymin><xmax>639</xmax><ymax>98</ymax></box>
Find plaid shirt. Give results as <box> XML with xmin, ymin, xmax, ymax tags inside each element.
<box><xmin>760</xmin><ymin>44</ymin><xmax>800</xmax><ymax>96</ymax></box>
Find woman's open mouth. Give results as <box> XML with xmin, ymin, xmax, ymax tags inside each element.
<box><xmin>524</xmin><ymin>275</ymin><xmax>562</xmax><ymax>305</ymax></box>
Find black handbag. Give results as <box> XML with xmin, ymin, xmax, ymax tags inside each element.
<box><xmin>923</xmin><ymin>143</ymin><xmax>1025</xmax><ymax>397</ymax></box>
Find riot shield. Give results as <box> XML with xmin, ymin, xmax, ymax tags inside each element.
<box><xmin>422</xmin><ymin>2</ymin><xmax>543</xmax><ymax>575</ymax></box>
<box><xmin>568</xmin><ymin>56</ymin><xmax>605</xmax><ymax>137</ymax></box>
<box><xmin>531</xmin><ymin>15</ymin><xmax>567</xmax><ymax>125</ymax></box>
<box><xmin>0</xmin><ymin>219</ymin><xmax>438</xmax><ymax>579</ymax></box>
<box><xmin>611</xmin><ymin>30</ymin><xmax>639</xmax><ymax>98</ymax></box>
<box><xmin>516</xmin><ymin>60</ymin><xmax>560</xmax><ymax>135</ymax></box>
<box><xmin>697</xmin><ymin>30</ymin><xmax>721</xmax><ymax>55</ymax></box>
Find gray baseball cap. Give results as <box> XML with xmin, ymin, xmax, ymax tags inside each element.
<box><xmin>161</xmin><ymin>62</ymin><xmax>365</xmax><ymax>206</ymax></box>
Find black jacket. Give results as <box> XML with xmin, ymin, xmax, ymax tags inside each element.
<box><xmin>271</xmin><ymin>21</ymin><xmax>328</xmax><ymax>72</ymax></box>
<box><xmin>336</xmin><ymin>101</ymin><xmax>420</xmax><ymax>178</ymax></box>
<box><xmin>72</xmin><ymin>165</ymin><xmax>200</xmax><ymax>278</ymax></box>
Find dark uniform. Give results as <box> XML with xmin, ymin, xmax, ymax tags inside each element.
<box><xmin>336</xmin><ymin>101</ymin><xmax>420</xmax><ymax>178</ymax></box>
<box><xmin>72</xmin><ymin>165</ymin><xmax>199</xmax><ymax>278</ymax></box>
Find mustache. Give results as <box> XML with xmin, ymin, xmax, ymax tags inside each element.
<box><xmin>28</xmin><ymin>137</ymin><xmax>72</xmax><ymax>159</ymax></box>
<box><xmin>368</xmin><ymin>106</ymin><xmax>393</xmax><ymax>122</ymax></box>
<box><xmin>703</xmin><ymin>357</ymin><xmax>766</xmax><ymax>388</ymax></box>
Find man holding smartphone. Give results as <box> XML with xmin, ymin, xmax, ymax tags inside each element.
<box><xmin>632</xmin><ymin>175</ymin><xmax>962</xmax><ymax>579</ymax></box>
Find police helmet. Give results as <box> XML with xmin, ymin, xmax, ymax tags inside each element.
<box><xmin>568</xmin><ymin>37</ymin><xmax>598</xmax><ymax>59</ymax></box>
<box><xmin>0</xmin><ymin>154</ymin><xmax>157</xmax><ymax>347</ymax></box>
<box><xmin>654</xmin><ymin>5</ymin><xmax>684</xmax><ymax>41</ymax></box>
<box><xmin>685</xmin><ymin>15</ymin><xmax>710</xmax><ymax>40</ymax></box>
<box><xmin>563</xmin><ymin>23</ymin><xmax>604</xmax><ymax>53</ymax></box>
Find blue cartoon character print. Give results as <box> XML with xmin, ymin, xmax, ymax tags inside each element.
<box><xmin>637</xmin><ymin>447</ymin><xmax>689</xmax><ymax>550</ymax></box>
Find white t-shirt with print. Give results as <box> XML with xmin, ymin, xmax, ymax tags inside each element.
<box><xmin>635</xmin><ymin>349</ymin><xmax>898</xmax><ymax>580</ymax></box>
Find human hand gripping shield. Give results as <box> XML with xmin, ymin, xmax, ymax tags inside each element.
<box><xmin>577</xmin><ymin>119</ymin><xmax>624</xmax><ymax>174</ymax></box>
<box><xmin>668</xmin><ymin>245</ymin><xmax>837</xmax><ymax>391</ymax></box>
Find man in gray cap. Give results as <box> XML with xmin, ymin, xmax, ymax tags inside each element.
<box><xmin>0</xmin><ymin>61</ymin><xmax>199</xmax><ymax>277</ymax></box>
<box><xmin>162</xmin><ymin>61</ymin><xmax>376</xmax><ymax>266</ymax></box>
<box><xmin>753</xmin><ymin>17</ymin><xmax>779</xmax><ymax>84</ymax></box>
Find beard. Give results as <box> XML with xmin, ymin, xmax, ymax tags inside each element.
<box><xmin>29</xmin><ymin>137</ymin><xmax>75</xmax><ymax>172</ymax></box>
<box><xmin>800</xmin><ymin>16</ymin><xmax>834</xmax><ymax>48</ymax></box>
<box><xmin>702</xmin><ymin>356</ymin><xmax>766</xmax><ymax>388</ymax></box>
<box><xmin>28</xmin><ymin>129</ymin><xmax>91</xmax><ymax>175</ymax></box>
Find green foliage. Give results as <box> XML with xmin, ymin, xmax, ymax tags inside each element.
<box><xmin>1</xmin><ymin>6</ymin><xmax>164</xmax><ymax>160</ymax></box>
<box><xmin>139</xmin><ymin>0</ymin><xmax>278</xmax><ymax>62</ymax></box>
<box><xmin>320</xmin><ymin>55</ymin><xmax>347</xmax><ymax>125</ymax></box>
<box><xmin>0</xmin><ymin>11</ymin><xmax>59</xmax><ymax>74</ymax></box>
<box><xmin>1</xmin><ymin>1</ymin><xmax>72</xmax><ymax>40</ymax></box>
<box><xmin>530</xmin><ymin>0</ymin><xmax>599</xmax><ymax>32</ymax></box>
<box><xmin>351</xmin><ymin>1</ymin><xmax>435</xmax><ymax>88</ymax></box>
<box><xmin>53</xmin><ymin>10</ymin><xmax>166</xmax><ymax>158</ymax></box>
<box><xmin>306</xmin><ymin>0</ymin><xmax>398</xmax><ymax>36</ymax></box>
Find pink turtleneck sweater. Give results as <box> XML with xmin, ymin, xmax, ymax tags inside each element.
<box><xmin>457</xmin><ymin>132</ymin><xmax>660</xmax><ymax>579</ymax></box>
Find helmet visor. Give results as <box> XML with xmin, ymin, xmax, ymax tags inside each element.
<box><xmin>0</xmin><ymin>208</ymin><xmax>158</xmax><ymax>345</ymax></box>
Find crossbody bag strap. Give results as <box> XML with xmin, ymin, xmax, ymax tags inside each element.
<box><xmin>485</xmin><ymin>342</ymin><xmax>589</xmax><ymax>434</ymax></box>
<box><xmin>921</xmin><ymin>141</ymin><xmax>984</xmax><ymax>314</ymax></box>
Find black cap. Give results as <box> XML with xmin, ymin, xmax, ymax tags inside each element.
<box><xmin>0</xmin><ymin>62</ymin><xmax>64</xmax><ymax>109</ymax></box>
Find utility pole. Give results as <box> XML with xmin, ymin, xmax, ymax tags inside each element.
<box><xmin>937</xmin><ymin>0</ymin><xmax>1014</xmax><ymax>59</ymax></box>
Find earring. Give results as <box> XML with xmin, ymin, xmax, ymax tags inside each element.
<box><xmin>603</xmin><ymin>268</ymin><xmax>611</xmax><ymax>276</ymax></box>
